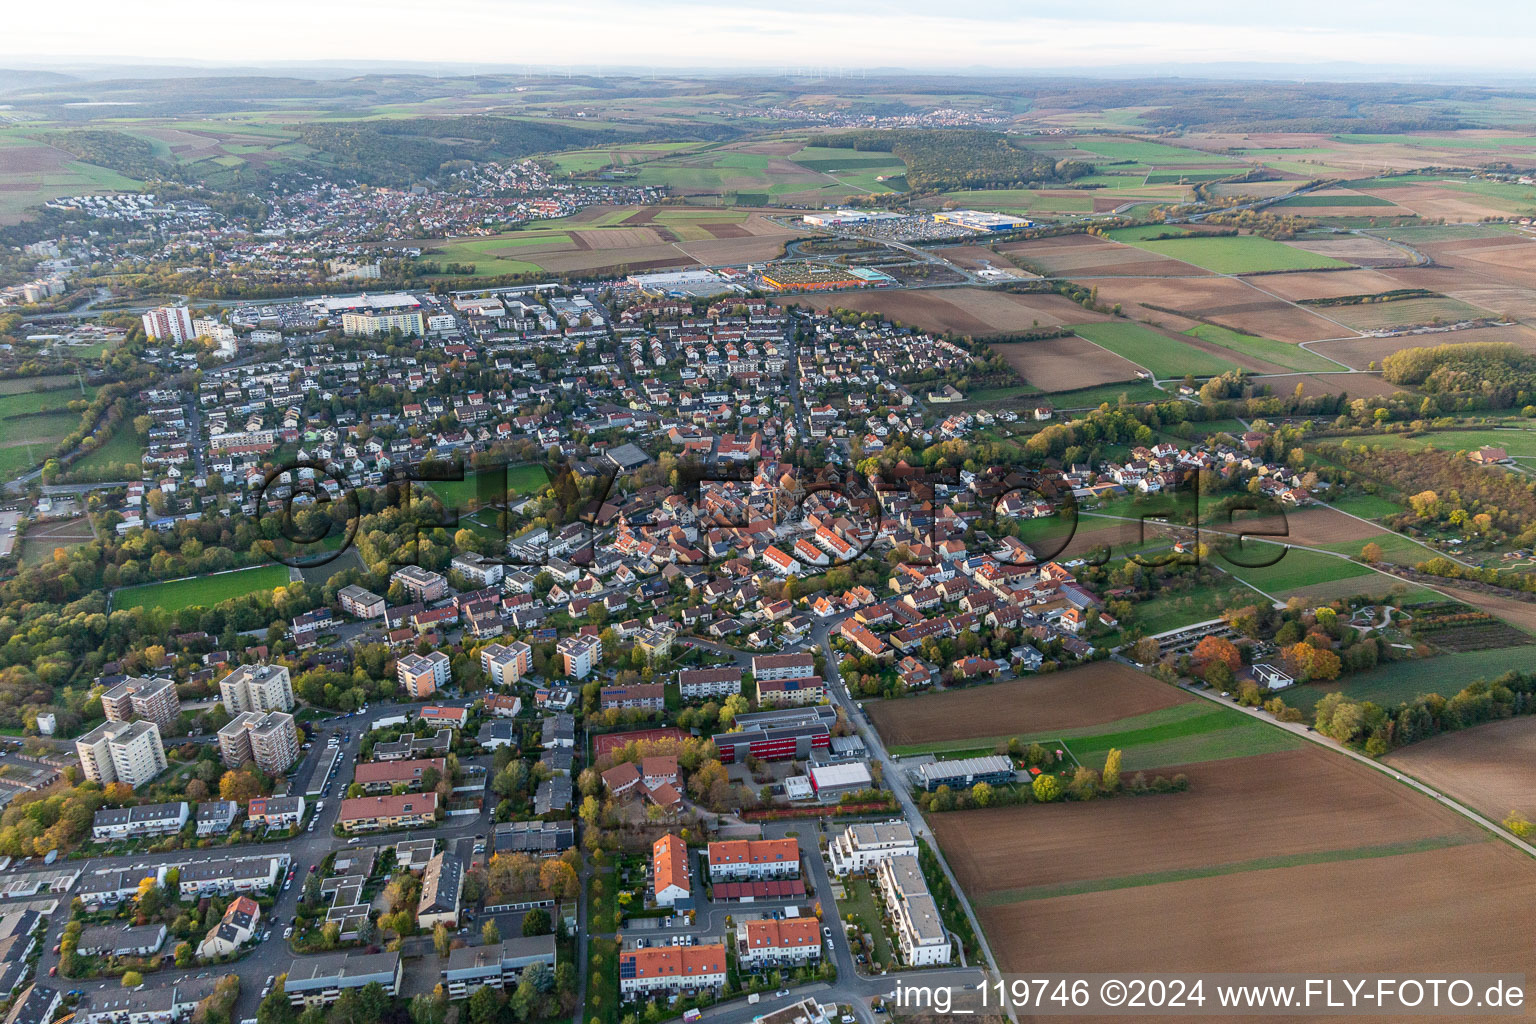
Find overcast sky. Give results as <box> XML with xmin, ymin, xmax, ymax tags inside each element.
<box><xmin>5</xmin><ymin>0</ymin><xmax>1534</xmax><ymax>73</ymax></box>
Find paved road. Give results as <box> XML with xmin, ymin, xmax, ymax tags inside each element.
<box><xmin>23</xmin><ymin>698</ymin><xmax>497</xmax><ymax>1021</ymax></box>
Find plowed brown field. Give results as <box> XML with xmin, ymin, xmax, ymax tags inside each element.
<box><xmin>867</xmin><ymin>662</ymin><xmax>1187</xmax><ymax>748</ymax></box>
<box><xmin>1385</xmin><ymin>716</ymin><xmax>1536</xmax><ymax>823</ymax></box>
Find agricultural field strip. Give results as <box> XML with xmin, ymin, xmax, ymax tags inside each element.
<box><xmin>974</xmin><ymin>833</ymin><xmax>1482</xmax><ymax>906</ymax></box>
<box><xmin>888</xmin><ymin>702</ymin><xmax>1211</xmax><ymax>755</ymax></box>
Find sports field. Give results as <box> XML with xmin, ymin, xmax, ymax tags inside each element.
<box><xmin>1070</xmin><ymin>322</ymin><xmax>1239</xmax><ymax>378</ymax></box>
<box><xmin>422</xmin><ymin>465</ymin><xmax>551</xmax><ymax>510</ymax></box>
<box><xmin>112</xmin><ymin>564</ymin><xmax>293</xmax><ymax>612</ymax></box>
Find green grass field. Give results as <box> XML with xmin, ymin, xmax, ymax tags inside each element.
<box><xmin>896</xmin><ymin>701</ymin><xmax>1299</xmax><ymax>770</ymax></box>
<box><xmin>1071</xmin><ymin>322</ymin><xmax>1239</xmax><ymax>379</ymax></box>
<box><xmin>1337</xmin><ymin>427</ymin><xmax>1536</xmax><ymax>460</ymax></box>
<box><xmin>1071</xmin><ymin>139</ymin><xmax>1232</xmax><ymax>163</ymax></box>
<box><xmin>1325</xmin><ymin>493</ymin><xmax>1405</xmax><ymax>519</ymax></box>
<box><xmin>423</xmin><ymin>465</ymin><xmax>550</xmax><ymax>509</ymax></box>
<box><xmin>1130</xmin><ymin>579</ymin><xmax>1260</xmax><ymax>635</ymax></box>
<box><xmin>1046</xmin><ymin>381</ymin><xmax>1169</xmax><ymax>406</ymax></box>
<box><xmin>1219</xmin><ymin>542</ymin><xmax>1379</xmax><ymax>597</ymax></box>
<box><xmin>70</xmin><ymin>427</ymin><xmax>146</xmax><ymax>477</ymax></box>
<box><xmin>1315</xmin><ymin>531</ymin><xmax>1438</xmax><ymax>566</ymax></box>
<box><xmin>1183</xmin><ymin>324</ymin><xmax>1345</xmax><ymax>372</ymax></box>
<box><xmin>1279</xmin><ymin>648</ymin><xmax>1536</xmax><ymax>715</ymax></box>
<box><xmin>1272</xmin><ymin>194</ymin><xmax>1396</xmax><ymax>207</ymax></box>
<box><xmin>113</xmin><ymin>564</ymin><xmax>293</xmax><ymax>612</ymax></box>
<box><xmin>1111</xmin><ymin>232</ymin><xmax>1352</xmax><ymax>274</ymax></box>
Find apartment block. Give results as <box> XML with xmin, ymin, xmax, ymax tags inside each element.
<box><xmin>828</xmin><ymin>821</ymin><xmax>917</xmax><ymax>875</ymax></box>
<box><xmin>217</xmin><ymin>711</ymin><xmax>300</xmax><ymax>774</ymax></box>
<box><xmin>398</xmin><ymin>651</ymin><xmax>450</xmax><ymax>699</ymax></box>
<box><xmin>100</xmin><ymin>676</ymin><xmax>181</xmax><ymax>733</ymax></box>
<box><xmin>91</xmin><ymin>802</ymin><xmax>187</xmax><ymax>842</ymax></box>
<box><xmin>75</xmin><ymin>720</ymin><xmax>167</xmax><ymax>787</ymax></box>
<box><xmin>875</xmin><ymin>854</ymin><xmax>952</xmax><ymax>966</ymax></box>
<box><xmin>285</xmin><ymin>952</ymin><xmax>402</xmax><ymax>1007</ymax></box>
<box><xmin>218</xmin><ymin>663</ymin><xmax>294</xmax><ymax>715</ymax></box>
<box><xmin>480</xmin><ymin>641</ymin><xmax>531</xmax><ymax>686</ymax></box>
<box><xmin>338</xmin><ymin>585</ymin><xmax>385</xmax><ymax>619</ymax></box>
<box><xmin>337</xmin><ymin>793</ymin><xmax>437</xmax><ymax>833</ymax></box>
<box><xmin>556</xmin><ymin>634</ymin><xmax>601</xmax><ymax>679</ymax></box>
<box><xmin>391</xmin><ymin>565</ymin><xmax>447</xmax><ymax>602</ymax></box>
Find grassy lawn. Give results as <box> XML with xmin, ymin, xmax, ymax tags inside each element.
<box><xmin>423</xmin><ymin>465</ymin><xmax>549</xmax><ymax>510</ymax></box>
<box><xmin>836</xmin><ymin>875</ymin><xmax>894</xmax><ymax>969</ymax></box>
<box><xmin>1183</xmin><ymin>324</ymin><xmax>1344</xmax><ymax>372</ymax></box>
<box><xmin>112</xmin><ymin>564</ymin><xmax>292</xmax><ymax>612</ymax></box>
<box><xmin>1131</xmin><ymin>578</ymin><xmax>1259</xmax><ymax>635</ymax></box>
<box><xmin>1109</xmin><ymin>231</ymin><xmax>1352</xmax><ymax>273</ymax></box>
<box><xmin>1316</xmin><ymin>531</ymin><xmax>1438</xmax><ymax>566</ymax></box>
<box><xmin>1272</xmin><ymin>194</ymin><xmax>1396</xmax><ymax>207</ymax></box>
<box><xmin>70</xmin><ymin>427</ymin><xmax>146</xmax><ymax>477</ymax></box>
<box><xmin>1219</xmin><ymin>542</ymin><xmax>1378</xmax><ymax>597</ymax></box>
<box><xmin>894</xmin><ymin>701</ymin><xmax>1300</xmax><ymax>769</ymax></box>
<box><xmin>1325</xmin><ymin>493</ymin><xmax>1404</xmax><ymax>520</ymax></box>
<box><xmin>1071</xmin><ymin>322</ymin><xmax>1239</xmax><ymax>379</ymax></box>
<box><xmin>1349</xmin><ymin>427</ymin><xmax>1536</xmax><ymax>460</ymax></box>
<box><xmin>1279</xmin><ymin>648</ymin><xmax>1536</xmax><ymax>715</ymax></box>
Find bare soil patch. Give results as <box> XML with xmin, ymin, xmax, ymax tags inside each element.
<box><xmin>997</xmin><ymin>336</ymin><xmax>1143</xmax><ymax>391</ymax></box>
<box><xmin>1249</xmin><ymin>268</ymin><xmax>1405</xmax><ymax>302</ymax></box>
<box><xmin>1086</xmin><ymin>276</ymin><xmax>1344</xmax><ymax>342</ymax></box>
<box><xmin>773</xmin><ymin>288</ymin><xmax>1108</xmax><ymax>336</ymax></box>
<box><xmin>867</xmin><ymin>661</ymin><xmax>1187</xmax><ymax>749</ymax></box>
<box><xmin>981</xmin><ymin>841</ymin><xmax>1536</xmax><ymax>985</ymax></box>
<box><xmin>1385</xmin><ymin>717</ymin><xmax>1536</xmax><ymax>822</ymax></box>
<box><xmin>939</xmin><ymin>748</ymin><xmax>1477</xmax><ymax>900</ymax></box>
<box><xmin>1208</xmin><ymin>505</ymin><xmax>1388</xmax><ymax>547</ymax></box>
<box><xmin>1252</xmin><ymin>372</ymin><xmax>1404</xmax><ymax>399</ymax></box>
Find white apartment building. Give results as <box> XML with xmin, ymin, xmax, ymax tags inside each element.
<box><xmin>100</xmin><ymin>675</ymin><xmax>181</xmax><ymax>733</ymax></box>
<box><xmin>219</xmin><ymin>664</ymin><xmax>294</xmax><ymax>715</ymax></box>
<box><xmin>218</xmin><ymin>711</ymin><xmax>300</xmax><ymax>774</ymax></box>
<box><xmin>481</xmin><ymin>641</ymin><xmax>532</xmax><ymax>686</ymax></box>
<box><xmin>141</xmin><ymin>306</ymin><xmax>194</xmax><ymax>342</ymax></box>
<box><xmin>875</xmin><ymin>855</ymin><xmax>952</xmax><ymax>967</ymax></box>
<box><xmin>828</xmin><ymin>821</ymin><xmax>917</xmax><ymax>875</ymax></box>
<box><xmin>75</xmin><ymin>720</ymin><xmax>167</xmax><ymax>787</ymax></box>
<box><xmin>677</xmin><ymin>667</ymin><xmax>742</xmax><ymax>699</ymax></box>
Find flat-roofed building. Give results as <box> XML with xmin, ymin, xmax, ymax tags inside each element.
<box><xmin>398</xmin><ymin>652</ymin><xmax>450</xmax><ymax>699</ymax></box>
<box><xmin>828</xmin><ymin>821</ymin><xmax>915</xmax><ymax>875</ymax></box>
<box><xmin>556</xmin><ymin>634</ymin><xmax>601</xmax><ymax>680</ymax></box>
<box><xmin>875</xmin><ymin>854</ymin><xmax>951</xmax><ymax>966</ymax></box>
<box><xmin>440</xmin><ymin>936</ymin><xmax>556</xmax><ymax>1000</ymax></box>
<box><xmin>915</xmin><ymin>755</ymin><xmax>1014</xmax><ymax>793</ymax></box>
<box><xmin>284</xmin><ymin>951</ymin><xmax>403</xmax><ymax>1007</ymax></box>
<box><xmin>77</xmin><ymin>720</ymin><xmax>167</xmax><ymax>787</ymax></box>
<box><xmin>217</xmin><ymin>711</ymin><xmax>299</xmax><ymax>774</ymax></box>
<box><xmin>338</xmin><ymin>585</ymin><xmax>384</xmax><ymax>620</ymax></box>
<box><xmin>481</xmin><ymin>641</ymin><xmax>532</xmax><ymax>686</ymax></box>
<box><xmin>391</xmin><ymin>565</ymin><xmax>447</xmax><ymax>602</ymax></box>
<box><xmin>100</xmin><ymin>676</ymin><xmax>181</xmax><ymax>733</ymax></box>
<box><xmin>218</xmin><ymin>663</ymin><xmax>294</xmax><ymax>715</ymax></box>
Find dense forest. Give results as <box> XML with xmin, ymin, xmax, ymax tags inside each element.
<box><xmin>823</xmin><ymin>129</ymin><xmax>1093</xmax><ymax>191</ymax></box>
<box><xmin>1381</xmin><ymin>342</ymin><xmax>1536</xmax><ymax>409</ymax></box>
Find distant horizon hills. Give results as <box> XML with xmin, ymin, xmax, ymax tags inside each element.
<box><xmin>3</xmin><ymin>59</ymin><xmax>1536</xmax><ymax>89</ymax></box>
